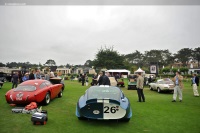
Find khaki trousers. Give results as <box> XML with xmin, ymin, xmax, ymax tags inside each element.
<box><xmin>193</xmin><ymin>84</ymin><xmax>199</xmax><ymax>96</ymax></box>
<box><xmin>173</xmin><ymin>85</ymin><xmax>182</xmax><ymax>101</ymax></box>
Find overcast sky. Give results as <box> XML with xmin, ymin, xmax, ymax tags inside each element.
<box><xmin>0</xmin><ymin>6</ymin><xmax>200</xmax><ymax>66</ymax></box>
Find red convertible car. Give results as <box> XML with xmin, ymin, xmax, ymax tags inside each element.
<box><xmin>5</xmin><ymin>80</ymin><xmax>63</xmax><ymax>105</ymax></box>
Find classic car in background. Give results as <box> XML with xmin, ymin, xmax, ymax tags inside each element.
<box><xmin>5</xmin><ymin>79</ymin><xmax>64</xmax><ymax>105</ymax></box>
<box><xmin>116</xmin><ymin>78</ymin><xmax>125</xmax><ymax>87</ymax></box>
<box><xmin>149</xmin><ymin>78</ymin><xmax>175</xmax><ymax>93</ymax></box>
<box><xmin>0</xmin><ymin>72</ymin><xmax>7</xmax><ymax>82</ymax></box>
<box><xmin>76</xmin><ymin>86</ymin><xmax>132</xmax><ymax>122</ymax></box>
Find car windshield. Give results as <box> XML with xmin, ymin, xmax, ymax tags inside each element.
<box><xmin>159</xmin><ymin>80</ymin><xmax>174</xmax><ymax>84</ymax></box>
<box><xmin>14</xmin><ymin>85</ymin><xmax>36</xmax><ymax>92</ymax></box>
<box><xmin>87</xmin><ymin>86</ymin><xmax>121</xmax><ymax>101</ymax></box>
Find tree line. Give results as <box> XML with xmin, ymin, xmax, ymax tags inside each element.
<box><xmin>85</xmin><ymin>46</ymin><xmax>200</xmax><ymax>73</ymax></box>
<box><xmin>0</xmin><ymin>46</ymin><xmax>199</xmax><ymax>74</ymax></box>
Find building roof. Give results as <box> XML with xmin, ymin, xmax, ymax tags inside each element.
<box><xmin>105</xmin><ymin>69</ymin><xmax>130</xmax><ymax>75</ymax></box>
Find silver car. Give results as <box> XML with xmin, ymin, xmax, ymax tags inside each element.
<box><xmin>149</xmin><ymin>78</ymin><xmax>175</xmax><ymax>93</ymax></box>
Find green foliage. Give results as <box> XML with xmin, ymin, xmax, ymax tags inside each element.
<box><xmin>141</xmin><ymin>67</ymin><xmax>150</xmax><ymax>74</ymax></box>
<box><xmin>93</xmin><ymin>46</ymin><xmax>125</xmax><ymax>69</ymax></box>
<box><xmin>175</xmin><ymin>48</ymin><xmax>192</xmax><ymax>66</ymax></box>
<box><xmin>130</xmin><ymin>65</ymin><xmax>138</xmax><ymax>74</ymax></box>
<box><xmin>125</xmin><ymin>50</ymin><xmax>144</xmax><ymax>67</ymax></box>
<box><xmin>179</xmin><ymin>67</ymin><xmax>189</xmax><ymax>74</ymax></box>
<box><xmin>162</xmin><ymin>67</ymin><xmax>171</xmax><ymax>73</ymax></box>
<box><xmin>193</xmin><ymin>47</ymin><xmax>200</xmax><ymax>67</ymax></box>
<box><xmin>143</xmin><ymin>49</ymin><xmax>173</xmax><ymax>67</ymax></box>
<box><xmin>0</xmin><ymin>62</ymin><xmax>6</xmax><ymax>67</ymax></box>
<box><xmin>172</xmin><ymin>68</ymin><xmax>178</xmax><ymax>74</ymax></box>
<box><xmin>44</xmin><ymin>59</ymin><xmax>56</xmax><ymax>66</ymax></box>
<box><xmin>84</xmin><ymin>60</ymin><xmax>94</xmax><ymax>67</ymax></box>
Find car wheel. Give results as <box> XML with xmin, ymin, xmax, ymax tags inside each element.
<box><xmin>43</xmin><ymin>92</ymin><xmax>51</xmax><ymax>105</ymax></box>
<box><xmin>62</xmin><ymin>84</ymin><xmax>65</xmax><ymax>90</ymax></box>
<box><xmin>58</xmin><ymin>89</ymin><xmax>63</xmax><ymax>98</ymax></box>
<box><xmin>157</xmin><ymin>88</ymin><xmax>161</xmax><ymax>93</ymax></box>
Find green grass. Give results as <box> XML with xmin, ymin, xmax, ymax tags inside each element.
<box><xmin>0</xmin><ymin>79</ymin><xmax>200</xmax><ymax>133</ymax></box>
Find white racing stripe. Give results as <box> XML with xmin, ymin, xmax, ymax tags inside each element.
<box><xmin>103</xmin><ymin>103</ymin><xmax>126</xmax><ymax>119</ymax></box>
<box><xmin>97</xmin><ymin>99</ymin><xmax>126</xmax><ymax>119</ymax></box>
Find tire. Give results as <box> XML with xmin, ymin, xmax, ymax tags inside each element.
<box><xmin>157</xmin><ymin>88</ymin><xmax>161</xmax><ymax>93</ymax></box>
<box><xmin>58</xmin><ymin>89</ymin><xmax>63</xmax><ymax>98</ymax></box>
<box><xmin>62</xmin><ymin>84</ymin><xmax>65</xmax><ymax>90</ymax></box>
<box><xmin>128</xmin><ymin>86</ymin><xmax>130</xmax><ymax>90</ymax></box>
<box><xmin>43</xmin><ymin>92</ymin><xmax>51</xmax><ymax>105</ymax></box>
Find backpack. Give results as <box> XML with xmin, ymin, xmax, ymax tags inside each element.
<box><xmin>25</xmin><ymin>102</ymin><xmax>37</xmax><ymax>110</ymax></box>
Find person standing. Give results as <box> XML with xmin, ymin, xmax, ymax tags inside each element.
<box><xmin>50</xmin><ymin>71</ymin><xmax>55</xmax><ymax>78</ymax></box>
<box><xmin>44</xmin><ymin>71</ymin><xmax>50</xmax><ymax>81</ymax></box>
<box><xmin>12</xmin><ymin>72</ymin><xmax>19</xmax><ymax>89</ymax></box>
<box><xmin>97</xmin><ymin>72</ymin><xmax>103</xmax><ymax>85</ymax></box>
<box><xmin>102</xmin><ymin>71</ymin><xmax>111</xmax><ymax>86</ymax></box>
<box><xmin>29</xmin><ymin>70</ymin><xmax>35</xmax><ymax>80</ymax></box>
<box><xmin>91</xmin><ymin>73</ymin><xmax>98</xmax><ymax>86</ymax></box>
<box><xmin>18</xmin><ymin>71</ymin><xmax>23</xmax><ymax>83</ymax></box>
<box><xmin>85</xmin><ymin>74</ymin><xmax>89</xmax><ymax>86</ymax></box>
<box><xmin>35</xmin><ymin>70</ymin><xmax>41</xmax><ymax>79</ymax></box>
<box><xmin>22</xmin><ymin>73</ymin><xmax>29</xmax><ymax>82</ymax></box>
<box><xmin>136</xmin><ymin>72</ymin><xmax>145</xmax><ymax>102</ymax></box>
<box><xmin>81</xmin><ymin>74</ymin><xmax>85</xmax><ymax>86</ymax></box>
<box><xmin>191</xmin><ymin>74</ymin><xmax>199</xmax><ymax>97</ymax></box>
<box><xmin>172</xmin><ymin>71</ymin><xmax>184</xmax><ymax>102</ymax></box>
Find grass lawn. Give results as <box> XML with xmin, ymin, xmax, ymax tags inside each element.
<box><xmin>0</xmin><ymin>78</ymin><xmax>200</xmax><ymax>133</ymax></box>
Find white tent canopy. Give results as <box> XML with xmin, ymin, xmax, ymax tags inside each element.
<box><xmin>105</xmin><ymin>69</ymin><xmax>131</xmax><ymax>76</ymax></box>
<box><xmin>134</xmin><ymin>67</ymin><xmax>145</xmax><ymax>74</ymax></box>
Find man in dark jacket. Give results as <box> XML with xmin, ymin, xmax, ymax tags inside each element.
<box><xmin>102</xmin><ymin>71</ymin><xmax>111</xmax><ymax>86</ymax></box>
<box><xmin>12</xmin><ymin>72</ymin><xmax>19</xmax><ymax>88</ymax></box>
<box><xmin>29</xmin><ymin>70</ymin><xmax>35</xmax><ymax>80</ymax></box>
<box><xmin>81</xmin><ymin>74</ymin><xmax>85</xmax><ymax>86</ymax></box>
<box><xmin>191</xmin><ymin>74</ymin><xmax>199</xmax><ymax>96</ymax></box>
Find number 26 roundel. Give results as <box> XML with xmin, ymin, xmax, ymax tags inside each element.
<box><xmin>103</xmin><ymin>103</ymin><xmax>126</xmax><ymax>119</ymax></box>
